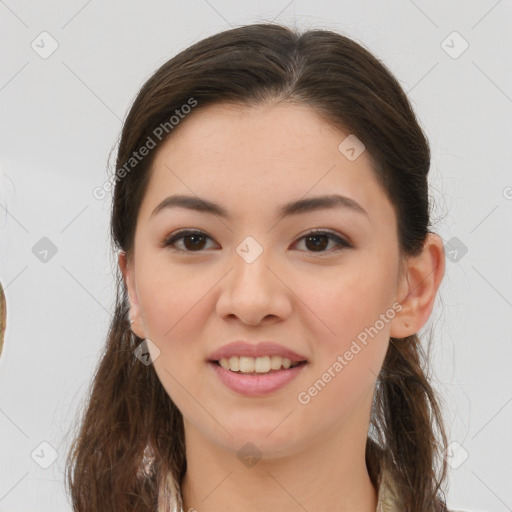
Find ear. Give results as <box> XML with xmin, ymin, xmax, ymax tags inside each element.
<box><xmin>118</xmin><ymin>251</ymin><xmax>145</xmax><ymax>339</ymax></box>
<box><xmin>389</xmin><ymin>233</ymin><xmax>445</xmax><ymax>338</ymax></box>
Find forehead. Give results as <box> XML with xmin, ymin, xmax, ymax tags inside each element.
<box><xmin>155</xmin><ymin>101</ymin><xmax>355</xmax><ymax>168</ymax></box>
<box><xmin>142</xmin><ymin>102</ymin><xmax>395</xmax><ymax>226</ymax></box>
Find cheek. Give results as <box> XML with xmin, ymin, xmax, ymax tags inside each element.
<box><xmin>136</xmin><ymin>260</ymin><xmax>209</xmax><ymax>340</ymax></box>
<box><xmin>135</xmin><ymin>260</ymin><xmax>216</xmax><ymax>406</ymax></box>
<box><xmin>306</xmin><ymin>262</ymin><xmax>395</xmax><ymax>332</ymax></box>
<box><xmin>301</xmin><ymin>259</ymin><xmax>395</xmax><ymax>376</ymax></box>
<box><xmin>296</xmin><ymin>272</ymin><xmax>392</xmax><ymax>422</ymax></box>
<box><xmin>135</xmin><ymin>263</ymin><xmax>209</xmax><ymax>411</ymax></box>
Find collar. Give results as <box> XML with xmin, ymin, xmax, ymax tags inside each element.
<box><xmin>377</xmin><ymin>465</ymin><xmax>402</xmax><ymax>512</ymax></box>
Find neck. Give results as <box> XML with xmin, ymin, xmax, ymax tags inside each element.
<box><xmin>180</xmin><ymin>403</ymin><xmax>378</xmax><ymax>512</ymax></box>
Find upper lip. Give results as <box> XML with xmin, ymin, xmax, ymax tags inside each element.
<box><xmin>208</xmin><ymin>341</ymin><xmax>308</xmax><ymax>363</ymax></box>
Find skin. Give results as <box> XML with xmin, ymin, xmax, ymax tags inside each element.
<box><xmin>119</xmin><ymin>101</ymin><xmax>445</xmax><ymax>512</ymax></box>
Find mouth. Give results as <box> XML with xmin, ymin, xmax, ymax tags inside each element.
<box><xmin>209</xmin><ymin>356</ymin><xmax>309</xmax><ymax>374</ymax></box>
<box><xmin>207</xmin><ymin>357</ymin><xmax>309</xmax><ymax>396</ymax></box>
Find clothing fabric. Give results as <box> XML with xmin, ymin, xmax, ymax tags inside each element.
<box><xmin>376</xmin><ymin>468</ymin><xmax>469</xmax><ymax>512</ymax></box>
<box><xmin>377</xmin><ymin>465</ymin><xmax>401</xmax><ymax>512</ymax></box>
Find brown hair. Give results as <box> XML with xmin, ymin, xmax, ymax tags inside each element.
<box><xmin>65</xmin><ymin>22</ymin><xmax>449</xmax><ymax>511</ymax></box>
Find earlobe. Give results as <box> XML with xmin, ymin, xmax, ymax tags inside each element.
<box><xmin>390</xmin><ymin>233</ymin><xmax>445</xmax><ymax>339</ymax></box>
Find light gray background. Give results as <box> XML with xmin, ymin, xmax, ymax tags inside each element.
<box><xmin>0</xmin><ymin>1</ymin><xmax>511</xmax><ymax>511</ymax></box>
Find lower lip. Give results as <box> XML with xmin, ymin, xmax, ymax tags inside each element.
<box><xmin>207</xmin><ymin>361</ymin><xmax>308</xmax><ymax>396</ymax></box>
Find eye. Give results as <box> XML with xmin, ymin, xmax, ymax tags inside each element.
<box><xmin>162</xmin><ymin>229</ymin><xmax>217</xmax><ymax>252</ymax></box>
<box><xmin>162</xmin><ymin>229</ymin><xmax>351</xmax><ymax>254</ymax></box>
<box><xmin>293</xmin><ymin>230</ymin><xmax>351</xmax><ymax>254</ymax></box>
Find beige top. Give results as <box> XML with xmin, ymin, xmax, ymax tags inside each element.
<box><xmin>377</xmin><ymin>465</ymin><xmax>401</xmax><ymax>512</ymax></box>
<box><xmin>376</xmin><ymin>469</ymin><xmax>468</xmax><ymax>512</ymax></box>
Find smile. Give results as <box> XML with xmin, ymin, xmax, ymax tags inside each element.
<box><xmin>208</xmin><ymin>359</ymin><xmax>308</xmax><ymax>396</ymax></box>
<box><xmin>217</xmin><ymin>355</ymin><xmax>306</xmax><ymax>373</ymax></box>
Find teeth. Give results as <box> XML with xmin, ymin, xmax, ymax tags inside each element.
<box><xmin>218</xmin><ymin>355</ymin><xmax>302</xmax><ymax>373</ymax></box>
<box><xmin>229</xmin><ymin>356</ymin><xmax>239</xmax><ymax>371</ymax></box>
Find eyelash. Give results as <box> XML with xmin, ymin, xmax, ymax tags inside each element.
<box><xmin>161</xmin><ymin>229</ymin><xmax>351</xmax><ymax>255</ymax></box>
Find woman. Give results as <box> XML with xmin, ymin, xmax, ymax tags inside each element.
<box><xmin>66</xmin><ymin>23</ymin><xmax>452</xmax><ymax>511</ymax></box>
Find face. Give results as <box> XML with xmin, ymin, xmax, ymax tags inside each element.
<box><xmin>123</xmin><ymin>102</ymin><xmax>407</xmax><ymax>459</ymax></box>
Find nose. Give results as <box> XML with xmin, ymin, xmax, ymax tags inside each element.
<box><xmin>215</xmin><ymin>246</ymin><xmax>292</xmax><ymax>326</ymax></box>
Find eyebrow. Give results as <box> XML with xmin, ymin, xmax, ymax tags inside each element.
<box><xmin>150</xmin><ymin>193</ymin><xmax>369</xmax><ymax>220</ymax></box>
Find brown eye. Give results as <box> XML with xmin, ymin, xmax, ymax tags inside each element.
<box><xmin>294</xmin><ymin>230</ymin><xmax>351</xmax><ymax>254</ymax></box>
<box><xmin>162</xmin><ymin>230</ymin><xmax>216</xmax><ymax>252</ymax></box>
<box><xmin>304</xmin><ymin>234</ymin><xmax>329</xmax><ymax>251</ymax></box>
